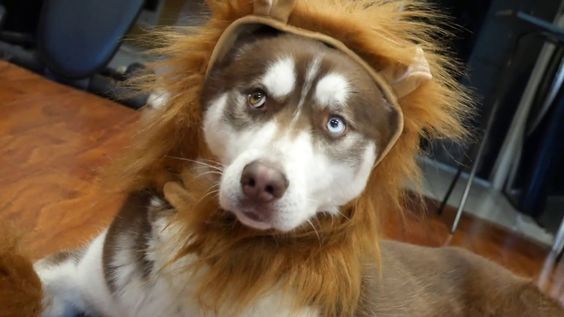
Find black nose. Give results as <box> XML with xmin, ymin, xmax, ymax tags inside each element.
<box><xmin>240</xmin><ymin>160</ymin><xmax>288</xmax><ymax>203</ymax></box>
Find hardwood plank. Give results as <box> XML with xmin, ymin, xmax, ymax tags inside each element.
<box><xmin>0</xmin><ymin>61</ymin><xmax>138</xmax><ymax>259</ymax></box>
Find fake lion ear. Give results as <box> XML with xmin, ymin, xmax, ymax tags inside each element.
<box><xmin>381</xmin><ymin>46</ymin><xmax>433</xmax><ymax>99</ymax></box>
<box><xmin>163</xmin><ymin>181</ymin><xmax>191</xmax><ymax>210</ymax></box>
<box><xmin>254</xmin><ymin>0</ymin><xmax>296</xmax><ymax>23</ymax></box>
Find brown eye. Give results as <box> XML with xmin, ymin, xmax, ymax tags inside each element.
<box><xmin>247</xmin><ymin>89</ymin><xmax>267</xmax><ymax>109</ymax></box>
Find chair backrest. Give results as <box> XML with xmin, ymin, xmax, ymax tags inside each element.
<box><xmin>37</xmin><ymin>0</ymin><xmax>144</xmax><ymax>79</ymax></box>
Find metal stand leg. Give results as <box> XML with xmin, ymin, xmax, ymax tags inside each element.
<box><xmin>449</xmin><ymin>28</ymin><xmax>531</xmax><ymax>233</ymax></box>
<box><xmin>552</xmin><ymin>218</ymin><xmax>564</xmax><ymax>261</ymax></box>
<box><xmin>450</xmin><ymin>134</ymin><xmax>489</xmax><ymax>233</ymax></box>
<box><xmin>450</xmin><ymin>13</ymin><xmax>564</xmax><ymax>234</ymax></box>
<box><xmin>437</xmin><ymin>166</ymin><xmax>463</xmax><ymax>215</ymax></box>
<box><xmin>451</xmin><ymin>95</ymin><xmax>501</xmax><ymax>233</ymax></box>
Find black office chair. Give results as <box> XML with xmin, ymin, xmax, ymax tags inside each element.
<box><xmin>0</xmin><ymin>0</ymin><xmax>149</xmax><ymax>109</ymax></box>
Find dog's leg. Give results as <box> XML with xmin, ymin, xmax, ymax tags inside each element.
<box><xmin>34</xmin><ymin>192</ymin><xmax>174</xmax><ymax>317</ymax></box>
<box><xmin>35</xmin><ymin>231</ymin><xmax>115</xmax><ymax>317</ymax></box>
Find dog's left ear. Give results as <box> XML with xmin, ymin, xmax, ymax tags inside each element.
<box><xmin>254</xmin><ymin>0</ymin><xmax>296</xmax><ymax>23</ymax></box>
<box><xmin>380</xmin><ymin>46</ymin><xmax>433</xmax><ymax>99</ymax></box>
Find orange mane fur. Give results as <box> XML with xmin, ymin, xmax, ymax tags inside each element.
<box><xmin>105</xmin><ymin>1</ymin><xmax>471</xmax><ymax>316</ymax></box>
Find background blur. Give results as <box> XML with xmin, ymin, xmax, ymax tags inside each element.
<box><xmin>0</xmin><ymin>0</ymin><xmax>563</xmax><ymax>250</ymax></box>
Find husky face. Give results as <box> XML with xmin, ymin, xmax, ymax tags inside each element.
<box><xmin>202</xmin><ymin>34</ymin><xmax>397</xmax><ymax>232</ymax></box>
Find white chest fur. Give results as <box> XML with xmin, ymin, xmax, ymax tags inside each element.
<box><xmin>36</xmin><ymin>217</ymin><xmax>319</xmax><ymax>317</ymax></box>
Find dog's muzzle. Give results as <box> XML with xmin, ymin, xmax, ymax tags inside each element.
<box><xmin>239</xmin><ymin>160</ymin><xmax>288</xmax><ymax>221</ymax></box>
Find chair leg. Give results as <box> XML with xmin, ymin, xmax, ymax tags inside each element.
<box><xmin>437</xmin><ymin>166</ymin><xmax>463</xmax><ymax>215</ymax></box>
<box><xmin>450</xmin><ymin>115</ymin><xmax>493</xmax><ymax>233</ymax></box>
<box><xmin>449</xmin><ymin>47</ymin><xmax>515</xmax><ymax>233</ymax></box>
<box><xmin>552</xmin><ymin>218</ymin><xmax>564</xmax><ymax>261</ymax></box>
<box><xmin>449</xmin><ymin>29</ymin><xmax>529</xmax><ymax>233</ymax></box>
<box><xmin>450</xmin><ymin>159</ymin><xmax>479</xmax><ymax>233</ymax></box>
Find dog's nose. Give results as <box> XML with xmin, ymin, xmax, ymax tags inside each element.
<box><xmin>240</xmin><ymin>160</ymin><xmax>288</xmax><ymax>203</ymax></box>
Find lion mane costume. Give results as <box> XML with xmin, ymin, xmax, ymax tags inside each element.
<box><xmin>6</xmin><ymin>1</ymin><xmax>558</xmax><ymax>316</ymax></box>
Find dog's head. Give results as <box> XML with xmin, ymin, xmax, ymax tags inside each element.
<box><xmin>109</xmin><ymin>2</ymin><xmax>470</xmax><ymax>313</ymax></box>
<box><xmin>202</xmin><ymin>34</ymin><xmax>400</xmax><ymax>232</ymax></box>
<box><xmin>112</xmin><ymin>0</ymin><xmax>468</xmax><ymax>240</ymax></box>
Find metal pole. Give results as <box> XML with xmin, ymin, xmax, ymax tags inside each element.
<box><xmin>552</xmin><ymin>217</ymin><xmax>564</xmax><ymax>259</ymax></box>
<box><xmin>450</xmin><ymin>131</ymin><xmax>489</xmax><ymax>233</ymax></box>
<box><xmin>450</xmin><ymin>27</ymin><xmax>536</xmax><ymax>233</ymax></box>
<box><xmin>437</xmin><ymin>165</ymin><xmax>463</xmax><ymax>215</ymax></box>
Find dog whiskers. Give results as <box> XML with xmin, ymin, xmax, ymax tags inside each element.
<box><xmin>194</xmin><ymin>170</ymin><xmax>223</xmax><ymax>179</ymax></box>
<box><xmin>304</xmin><ymin>198</ymin><xmax>350</xmax><ymax>221</ymax></box>
<box><xmin>196</xmin><ymin>188</ymin><xmax>220</xmax><ymax>206</ymax></box>
<box><xmin>203</xmin><ymin>185</ymin><xmax>220</xmax><ymax>196</ymax></box>
<box><xmin>197</xmin><ymin>158</ymin><xmax>224</xmax><ymax>168</ymax></box>
<box><xmin>166</xmin><ymin>156</ymin><xmax>224</xmax><ymax>172</ymax></box>
<box><xmin>336</xmin><ymin>210</ymin><xmax>351</xmax><ymax>221</ymax></box>
<box><xmin>307</xmin><ymin>219</ymin><xmax>322</xmax><ymax>246</ymax></box>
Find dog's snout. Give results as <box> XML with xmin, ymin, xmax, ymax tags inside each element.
<box><xmin>240</xmin><ymin>160</ymin><xmax>288</xmax><ymax>203</ymax></box>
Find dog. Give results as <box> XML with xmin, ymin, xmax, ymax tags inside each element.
<box><xmin>1</xmin><ymin>1</ymin><xmax>563</xmax><ymax>316</ymax></box>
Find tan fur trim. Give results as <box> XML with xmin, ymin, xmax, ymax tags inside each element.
<box><xmin>104</xmin><ymin>1</ymin><xmax>472</xmax><ymax>315</ymax></box>
<box><xmin>254</xmin><ymin>0</ymin><xmax>296</xmax><ymax>22</ymax></box>
<box><xmin>163</xmin><ymin>170</ymin><xmax>377</xmax><ymax>316</ymax></box>
<box><xmin>205</xmin><ymin>15</ymin><xmax>403</xmax><ymax>166</ymax></box>
<box><xmin>381</xmin><ymin>46</ymin><xmax>433</xmax><ymax>99</ymax></box>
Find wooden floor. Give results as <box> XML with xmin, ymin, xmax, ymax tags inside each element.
<box><xmin>1</xmin><ymin>61</ymin><xmax>562</xmax><ymax>305</ymax></box>
<box><xmin>0</xmin><ymin>61</ymin><xmax>138</xmax><ymax>257</ymax></box>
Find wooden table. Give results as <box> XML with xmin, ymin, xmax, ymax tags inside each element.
<box><xmin>0</xmin><ymin>61</ymin><xmax>138</xmax><ymax>259</ymax></box>
<box><xmin>0</xmin><ymin>61</ymin><xmax>562</xmax><ymax>304</ymax></box>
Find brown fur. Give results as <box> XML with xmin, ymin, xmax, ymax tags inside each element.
<box><xmin>103</xmin><ymin>191</ymin><xmax>157</xmax><ymax>293</ymax></box>
<box><xmin>106</xmin><ymin>0</ymin><xmax>470</xmax><ymax>192</ymax></box>
<box><xmin>103</xmin><ymin>0</ymin><xmax>472</xmax><ymax>316</ymax></box>
<box><xmin>162</xmin><ymin>169</ymin><xmax>374</xmax><ymax>316</ymax></box>
<box><xmin>359</xmin><ymin>241</ymin><xmax>564</xmax><ymax>316</ymax></box>
<box><xmin>203</xmin><ymin>34</ymin><xmax>395</xmax><ymax>165</ymax></box>
<box><xmin>0</xmin><ymin>1</ymin><xmax>561</xmax><ymax>316</ymax></box>
<box><xmin>0</xmin><ymin>225</ymin><xmax>42</xmax><ymax>317</ymax></box>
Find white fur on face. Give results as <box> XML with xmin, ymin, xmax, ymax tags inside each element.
<box><xmin>314</xmin><ymin>73</ymin><xmax>350</xmax><ymax>108</ymax></box>
<box><xmin>204</xmin><ymin>100</ymin><xmax>376</xmax><ymax>233</ymax></box>
<box><xmin>262</xmin><ymin>57</ymin><xmax>296</xmax><ymax>98</ymax></box>
<box><xmin>203</xmin><ymin>94</ymin><xmax>230</xmax><ymax>162</ymax></box>
<box><xmin>202</xmin><ymin>54</ymin><xmax>377</xmax><ymax>232</ymax></box>
<box><xmin>295</xmin><ymin>58</ymin><xmax>321</xmax><ymax>116</ymax></box>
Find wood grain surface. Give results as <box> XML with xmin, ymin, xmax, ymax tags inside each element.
<box><xmin>0</xmin><ymin>60</ymin><xmax>562</xmax><ymax>304</ymax></box>
<box><xmin>0</xmin><ymin>61</ymin><xmax>138</xmax><ymax>259</ymax></box>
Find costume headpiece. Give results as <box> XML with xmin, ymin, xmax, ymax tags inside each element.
<box><xmin>205</xmin><ymin>0</ymin><xmax>433</xmax><ymax>164</ymax></box>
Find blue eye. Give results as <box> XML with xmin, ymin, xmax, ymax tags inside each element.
<box><xmin>326</xmin><ymin>116</ymin><xmax>347</xmax><ymax>137</ymax></box>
